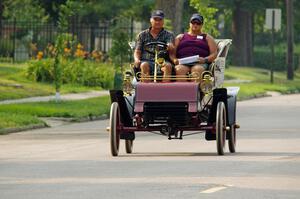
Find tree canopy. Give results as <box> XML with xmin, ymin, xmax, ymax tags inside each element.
<box><xmin>0</xmin><ymin>0</ymin><xmax>298</xmax><ymax>76</ymax></box>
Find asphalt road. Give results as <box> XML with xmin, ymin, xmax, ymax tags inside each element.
<box><xmin>0</xmin><ymin>94</ymin><xmax>300</xmax><ymax>199</ymax></box>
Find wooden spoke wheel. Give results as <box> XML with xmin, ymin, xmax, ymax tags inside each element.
<box><xmin>109</xmin><ymin>102</ymin><xmax>121</xmax><ymax>156</ymax></box>
<box><xmin>216</xmin><ymin>101</ymin><xmax>226</xmax><ymax>155</ymax></box>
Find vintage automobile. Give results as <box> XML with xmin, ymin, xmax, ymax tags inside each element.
<box><xmin>108</xmin><ymin>39</ymin><xmax>239</xmax><ymax>156</ymax></box>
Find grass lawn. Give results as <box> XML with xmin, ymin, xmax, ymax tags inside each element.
<box><xmin>0</xmin><ymin>63</ymin><xmax>299</xmax><ymax>133</ymax></box>
<box><xmin>224</xmin><ymin>66</ymin><xmax>300</xmax><ymax>100</ymax></box>
<box><xmin>0</xmin><ymin>112</ymin><xmax>44</xmax><ymax>132</ymax></box>
<box><xmin>0</xmin><ymin>62</ymin><xmax>102</xmax><ymax>101</ymax></box>
<box><xmin>0</xmin><ymin>96</ymin><xmax>110</xmax><ymax>133</ymax></box>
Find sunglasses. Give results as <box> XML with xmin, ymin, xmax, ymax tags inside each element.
<box><xmin>191</xmin><ymin>21</ymin><xmax>201</xmax><ymax>25</ymax></box>
<box><xmin>153</xmin><ymin>17</ymin><xmax>163</xmax><ymax>21</ymax></box>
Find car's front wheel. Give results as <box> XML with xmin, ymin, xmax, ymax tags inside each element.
<box><xmin>109</xmin><ymin>102</ymin><xmax>120</xmax><ymax>156</ymax></box>
<box><xmin>216</xmin><ymin>101</ymin><xmax>226</xmax><ymax>155</ymax></box>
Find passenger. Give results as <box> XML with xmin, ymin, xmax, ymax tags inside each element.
<box><xmin>171</xmin><ymin>13</ymin><xmax>217</xmax><ymax>81</ymax></box>
<box><xmin>134</xmin><ymin>10</ymin><xmax>175</xmax><ymax>82</ymax></box>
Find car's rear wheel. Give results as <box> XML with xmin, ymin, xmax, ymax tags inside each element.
<box><xmin>216</xmin><ymin>101</ymin><xmax>226</xmax><ymax>155</ymax></box>
<box><xmin>125</xmin><ymin>140</ymin><xmax>133</xmax><ymax>153</ymax></box>
<box><xmin>110</xmin><ymin>102</ymin><xmax>120</xmax><ymax>156</ymax></box>
<box><xmin>228</xmin><ymin>124</ymin><xmax>236</xmax><ymax>153</ymax></box>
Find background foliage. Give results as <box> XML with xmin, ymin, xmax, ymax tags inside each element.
<box><xmin>26</xmin><ymin>58</ymin><xmax>114</xmax><ymax>89</ymax></box>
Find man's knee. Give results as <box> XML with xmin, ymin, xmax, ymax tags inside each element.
<box><xmin>140</xmin><ymin>62</ymin><xmax>150</xmax><ymax>73</ymax></box>
<box><xmin>162</xmin><ymin>62</ymin><xmax>172</xmax><ymax>74</ymax></box>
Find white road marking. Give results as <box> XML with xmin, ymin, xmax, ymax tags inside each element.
<box><xmin>200</xmin><ymin>186</ymin><xmax>228</xmax><ymax>193</ymax></box>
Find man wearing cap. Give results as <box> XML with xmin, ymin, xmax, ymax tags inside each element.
<box><xmin>134</xmin><ymin>10</ymin><xmax>175</xmax><ymax>82</ymax></box>
<box><xmin>171</xmin><ymin>13</ymin><xmax>217</xmax><ymax>81</ymax></box>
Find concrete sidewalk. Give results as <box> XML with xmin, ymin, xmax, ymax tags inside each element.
<box><xmin>0</xmin><ymin>90</ymin><xmax>109</xmax><ymax>104</ymax></box>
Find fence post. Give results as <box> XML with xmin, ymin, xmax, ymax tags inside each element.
<box><xmin>103</xmin><ymin>24</ymin><xmax>107</xmax><ymax>53</ymax></box>
<box><xmin>130</xmin><ymin>17</ymin><xmax>134</xmax><ymax>42</ymax></box>
<box><xmin>12</xmin><ymin>18</ymin><xmax>16</xmax><ymax>63</ymax></box>
<box><xmin>90</xmin><ymin>24</ymin><xmax>95</xmax><ymax>52</ymax></box>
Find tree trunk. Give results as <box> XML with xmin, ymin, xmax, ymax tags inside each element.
<box><xmin>232</xmin><ymin>3</ymin><xmax>253</xmax><ymax>66</ymax></box>
<box><xmin>155</xmin><ymin>0</ymin><xmax>184</xmax><ymax>35</ymax></box>
<box><xmin>0</xmin><ymin>0</ymin><xmax>3</xmax><ymax>37</ymax></box>
<box><xmin>286</xmin><ymin>0</ymin><xmax>294</xmax><ymax>80</ymax></box>
<box><xmin>246</xmin><ymin>12</ymin><xmax>254</xmax><ymax>66</ymax></box>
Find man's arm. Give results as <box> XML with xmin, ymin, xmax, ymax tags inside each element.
<box><xmin>134</xmin><ymin>49</ymin><xmax>141</xmax><ymax>68</ymax></box>
<box><xmin>133</xmin><ymin>32</ymin><xmax>143</xmax><ymax>68</ymax></box>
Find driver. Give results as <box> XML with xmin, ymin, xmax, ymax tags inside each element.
<box><xmin>134</xmin><ymin>10</ymin><xmax>175</xmax><ymax>82</ymax></box>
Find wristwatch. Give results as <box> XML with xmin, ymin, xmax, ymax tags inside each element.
<box><xmin>204</xmin><ymin>57</ymin><xmax>209</xmax><ymax>64</ymax></box>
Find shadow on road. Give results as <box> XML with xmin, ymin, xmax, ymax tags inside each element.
<box><xmin>117</xmin><ymin>151</ymin><xmax>300</xmax><ymax>158</ymax></box>
<box><xmin>118</xmin><ymin>152</ymin><xmax>221</xmax><ymax>157</ymax></box>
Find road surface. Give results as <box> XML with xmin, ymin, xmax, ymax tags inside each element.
<box><xmin>0</xmin><ymin>94</ymin><xmax>300</xmax><ymax>199</ymax></box>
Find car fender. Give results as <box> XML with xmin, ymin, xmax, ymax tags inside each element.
<box><xmin>226</xmin><ymin>87</ymin><xmax>239</xmax><ymax>125</ymax></box>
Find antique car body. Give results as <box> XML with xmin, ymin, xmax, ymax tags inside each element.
<box><xmin>108</xmin><ymin>39</ymin><xmax>239</xmax><ymax>156</ymax></box>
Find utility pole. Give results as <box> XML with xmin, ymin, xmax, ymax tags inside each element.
<box><xmin>270</xmin><ymin>9</ymin><xmax>275</xmax><ymax>83</ymax></box>
<box><xmin>0</xmin><ymin>0</ymin><xmax>3</xmax><ymax>37</ymax></box>
<box><xmin>265</xmin><ymin>7</ymin><xmax>281</xmax><ymax>83</ymax></box>
<box><xmin>286</xmin><ymin>0</ymin><xmax>294</xmax><ymax>80</ymax></box>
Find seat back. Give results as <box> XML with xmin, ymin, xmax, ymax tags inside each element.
<box><xmin>210</xmin><ymin>39</ymin><xmax>232</xmax><ymax>87</ymax></box>
<box><xmin>215</xmin><ymin>39</ymin><xmax>232</xmax><ymax>58</ymax></box>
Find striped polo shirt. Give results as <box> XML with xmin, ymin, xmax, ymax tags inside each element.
<box><xmin>135</xmin><ymin>28</ymin><xmax>175</xmax><ymax>62</ymax></box>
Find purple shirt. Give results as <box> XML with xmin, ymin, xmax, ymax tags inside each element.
<box><xmin>176</xmin><ymin>33</ymin><xmax>210</xmax><ymax>59</ymax></box>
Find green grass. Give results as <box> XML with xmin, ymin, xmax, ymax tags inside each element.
<box><xmin>0</xmin><ymin>62</ymin><xmax>102</xmax><ymax>101</ymax></box>
<box><xmin>0</xmin><ymin>112</ymin><xmax>44</xmax><ymax>133</ymax></box>
<box><xmin>0</xmin><ymin>96</ymin><xmax>110</xmax><ymax>132</ymax></box>
<box><xmin>224</xmin><ymin>66</ymin><xmax>300</xmax><ymax>100</ymax></box>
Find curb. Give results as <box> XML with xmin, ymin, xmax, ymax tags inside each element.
<box><xmin>70</xmin><ymin>114</ymin><xmax>109</xmax><ymax>123</ymax></box>
<box><xmin>0</xmin><ymin>114</ymin><xmax>109</xmax><ymax>135</ymax></box>
<box><xmin>238</xmin><ymin>90</ymin><xmax>300</xmax><ymax>101</ymax></box>
<box><xmin>0</xmin><ymin>123</ymin><xmax>48</xmax><ymax>135</ymax></box>
<box><xmin>238</xmin><ymin>93</ymin><xmax>270</xmax><ymax>101</ymax></box>
<box><xmin>40</xmin><ymin>114</ymin><xmax>108</xmax><ymax>123</ymax></box>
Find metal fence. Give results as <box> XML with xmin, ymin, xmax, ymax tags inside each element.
<box><xmin>0</xmin><ymin>19</ymin><xmax>142</xmax><ymax>62</ymax></box>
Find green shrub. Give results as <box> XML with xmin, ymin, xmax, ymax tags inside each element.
<box><xmin>227</xmin><ymin>48</ymin><xmax>299</xmax><ymax>71</ymax></box>
<box><xmin>27</xmin><ymin>58</ymin><xmax>55</xmax><ymax>82</ymax></box>
<box><xmin>26</xmin><ymin>58</ymin><xmax>115</xmax><ymax>89</ymax></box>
<box><xmin>253</xmin><ymin>49</ymin><xmax>299</xmax><ymax>71</ymax></box>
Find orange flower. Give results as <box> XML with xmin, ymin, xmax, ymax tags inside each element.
<box><xmin>92</xmin><ymin>50</ymin><xmax>103</xmax><ymax>62</ymax></box>
<box><xmin>36</xmin><ymin>51</ymin><xmax>43</xmax><ymax>60</ymax></box>
<box><xmin>64</xmin><ymin>48</ymin><xmax>71</xmax><ymax>57</ymax></box>
<box><xmin>64</xmin><ymin>48</ymin><xmax>71</xmax><ymax>53</ymax></box>
<box><xmin>75</xmin><ymin>49</ymin><xmax>85</xmax><ymax>57</ymax></box>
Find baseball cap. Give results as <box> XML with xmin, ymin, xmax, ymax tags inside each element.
<box><xmin>190</xmin><ymin>13</ymin><xmax>204</xmax><ymax>24</ymax></box>
<box><xmin>151</xmin><ymin>10</ymin><xmax>164</xmax><ymax>19</ymax></box>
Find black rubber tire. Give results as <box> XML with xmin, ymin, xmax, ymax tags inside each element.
<box><xmin>216</xmin><ymin>101</ymin><xmax>226</xmax><ymax>155</ymax></box>
<box><xmin>125</xmin><ymin>140</ymin><xmax>133</xmax><ymax>153</ymax></box>
<box><xmin>228</xmin><ymin>124</ymin><xmax>236</xmax><ymax>153</ymax></box>
<box><xmin>109</xmin><ymin>102</ymin><xmax>120</xmax><ymax>156</ymax></box>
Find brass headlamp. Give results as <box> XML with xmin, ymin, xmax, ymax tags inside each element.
<box><xmin>200</xmin><ymin>71</ymin><xmax>214</xmax><ymax>95</ymax></box>
<box><xmin>123</xmin><ymin>70</ymin><xmax>134</xmax><ymax>95</ymax></box>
